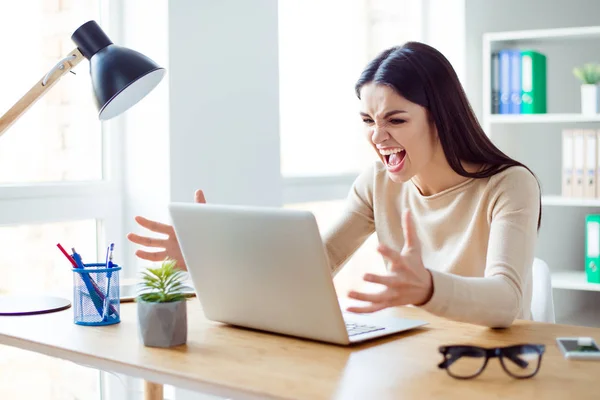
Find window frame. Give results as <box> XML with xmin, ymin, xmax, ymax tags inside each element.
<box><xmin>279</xmin><ymin>0</ymin><xmax>468</xmax><ymax>206</ymax></box>
<box><xmin>281</xmin><ymin>0</ymin><xmax>427</xmax><ymax>205</ymax></box>
<box><xmin>0</xmin><ymin>3</ymin><xmax>125</xmax><ymax>399</ymax></box>
<box><xmin>0</xmin><ymin>0</ymin><xmax>124</xmax><ymax>262</ymax></box>
<box><xmin>282</xmin><ymin>174</ymin><xmax>358</xmax><ymax>204</ymax></box>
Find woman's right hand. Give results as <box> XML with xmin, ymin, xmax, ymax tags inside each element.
<box><xmin>126</xmin><ymin>189</ymin><xmax>207</xmax><ymax>271</ymax></box>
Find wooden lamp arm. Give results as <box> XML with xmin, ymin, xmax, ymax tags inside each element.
<box><xmin>0</xmin><ymin>47</ymin><xmax>84</xmax><ymax>138</ymax></box>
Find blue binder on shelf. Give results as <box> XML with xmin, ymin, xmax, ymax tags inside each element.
<box><xmin>499</xmin><ymin>50</ymin><xmax>511</xmax><ymax>114</ymax></box>
<box><xmin>491</xmin><ymin>52</ymin><xmax>500</xmax><ymax>114</ymax></box>
<box><xmin>509</xmin><ymin>49</ymin><xmax>522</xmax><ymax>114</ymax></box>
<box><xmin>498</xmin><ymin>49</ymin><xmax>522</xmax><ymax>114</ymax></box>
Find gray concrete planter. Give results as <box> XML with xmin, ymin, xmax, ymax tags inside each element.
<box><xmin>137</xmin><ymin>299</ymin><xmax>187</xmax><ymax>348</ymax></box>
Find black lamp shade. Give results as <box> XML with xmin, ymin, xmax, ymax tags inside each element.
<box><xmin>71</xmin><ymin>20</ymin><xmax>165</xmax><ymax>120</ymax></box>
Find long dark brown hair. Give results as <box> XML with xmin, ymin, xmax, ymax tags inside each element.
<box><xmin>355</xmin><ymin>42</ymin><xmax>541</xmax><ymax>229</ymax></box>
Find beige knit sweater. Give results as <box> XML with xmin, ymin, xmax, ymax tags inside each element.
<box><xmin>323</xmin><ymin>161</ymin><xmax>540</xmax><ymax>328</ymax></box>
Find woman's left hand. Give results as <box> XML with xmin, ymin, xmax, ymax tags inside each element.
<box><xmin>346</xmin><ymin>210</ymin><xmax>434</xmax><ymax>313</ymax></box>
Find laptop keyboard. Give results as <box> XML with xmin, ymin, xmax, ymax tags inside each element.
<box><xmin>345</xmin><ymin>322</ymin><xmax>385</xmax><ymax>337</ymax></box>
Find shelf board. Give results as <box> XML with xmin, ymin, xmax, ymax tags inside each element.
<box><xmin>552</xmin><ymin>270</ymin><xmax>600</xmax><ymax>292</ymax></box>
<box><xmin>542</xmin><ymin>196</ymin><xmax>600</xmax><ymax>207</ymax></box>
<box><xmin>484</xmin><ymin>25</ymin><xmax>600</xmax><ymax>42</ymax></box>
<box><xmin>556</xmin><ymin>306</ymin><xmax>600</xmax><ymax>328</ymax></box>
<box><xmin>487</xmin><ymin>113</ymin><xmax>600</xmax><ymax>124</ymax></box>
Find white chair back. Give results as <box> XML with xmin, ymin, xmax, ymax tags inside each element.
<box><xmin>531</xmin><ymin>258</ymin><xmax>555</xmax><ymax>323</ymax></box>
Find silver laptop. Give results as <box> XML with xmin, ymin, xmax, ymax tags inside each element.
<box><xmin>168</xmin><ymin>202</ymin><xmax>428</xmax><ymax>345</ymax></box>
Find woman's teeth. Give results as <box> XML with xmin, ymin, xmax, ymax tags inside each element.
<box><xmin>379</xmin><ymin>148</ymin><xmax>405</xmax><ymax>165</ymax></box>
<box><xmin>379</xmin><ymin>148</ymin><xmax>405</xmax><ymax>156</ymax></box>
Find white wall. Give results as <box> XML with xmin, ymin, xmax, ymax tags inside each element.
<box><xmin>119</xmin><ymin>0</ymin><xmax>171</xmax><ymax>277</ymax></box>
<box><xmin>107</xmin><ymin>2</ymin><xmax>171</xmax><ymax>398</ymax></box>
<box><xmin>168</xmin><ymin>0</ymin><xmax>282</xmax><ymax>207</ymax></box>
<box><xmin>121</xmin><ymin>0</ymin><xmax>283</xmax><ymax>282</ymax></box>
<box><xmin>167</xmin><ymin>2</ymin><xmax>281</xmax><ymax>398</ymax></box>
<box><xmin>425</xmin><ymin>0</ymin><xmax>466</xmax><ymax>85</ymax></box>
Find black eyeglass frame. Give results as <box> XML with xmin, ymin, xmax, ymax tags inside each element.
<box><xmin>438</xmin><ymin>344</ymin><xmax>546</xmax><ymax>379</ymax></box>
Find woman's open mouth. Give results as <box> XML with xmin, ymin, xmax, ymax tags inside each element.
<box><xmin>380</xmin><ymin>148</ymin><xmax>406</xmax><ymax>173</ymax></box>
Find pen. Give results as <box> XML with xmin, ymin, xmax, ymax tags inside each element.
<box><xmin>107</xmin><ymin>243</ymin><xmax>115</xmax><ymax>268</ymax></box>
<box><xmin>71</xmin><ymin>247</ymin><xmax>105</xmax><ymax>316</ymax></box>
<box><xmin>63</xmin><ymin>246</ymin><xmax>119</xmax><ymax>318</ymax></box>
<box><xmin>57</xmin><ymin>243</ymin><xmax>78</xmax><ymax>268</ymax></box>
<box><xmin>71</xmin><ymin>247</ymin><xmax>86</xmax><ymax>269</ymax></box>
<box><xmin>103</xmin><ymin>243</ymin><xmax>115</xmax><ymax>321</ymax></box>
<box><xmin>105</xmin><ymin>243</ymin><xmax>115</xmax><ymax>280</ymax></box>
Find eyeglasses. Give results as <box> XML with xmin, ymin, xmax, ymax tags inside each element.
<box><xmin>438</xmin><ymin>344</ymin><xmax>545</xmax><ymax>379</ymax></box>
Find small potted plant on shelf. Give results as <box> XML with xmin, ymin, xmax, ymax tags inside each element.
<box><xmin>136</xmin><ymin>258</ymin><xmax>190</xmax><ymax>348</ymax></box>
<box><xmin>573</xmin><ymin>63</ymin><xmax>600</xmax><ymax>115</ymax></box>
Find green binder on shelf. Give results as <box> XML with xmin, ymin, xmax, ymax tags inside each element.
<box><xmin>585</xmin><ymin>214</ymin><xmax>600</xmax><ymax>284</ymax></box>
<box><xmin>520</xmin><ymin>50</ymin><xmax>547</xmax><ymax>114</ymax></box>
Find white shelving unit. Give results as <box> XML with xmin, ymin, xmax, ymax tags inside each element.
<box><xmin>556</xmin><ymin>307</ymin><xmax>600</xmax><ymax>328</ymax></box>
<box><xmin>552</xmin><ymin>271</ymin><xmax>600</xmax><ymax>291</ymax></box>
<box><xmin>482</xmin><ymin>25</ymin><xmax>600</xmax><ymax>327</ymax></box>
<box><xmin>482</xmin><ymin>25</ymin><xmax>600</xmax><ymax>133</ymax></box>
<box><xmin>542</xmin><ymin>195</ymin><xmax>600</xmax><ymax>207</ymax></box>
<box><xmin>488</xmin><ymin>113</ymin><xmax>600</xmax><ymax>124</ymax></box>
<box><xmin>484</xmin><ymin>25</ymin><xmax>600</xmax><ymax>42</ymax></box>
<box><xmin>553</xmin><ymin>271</ymin><xmax>600</xmax><ymax>327</ymax></box>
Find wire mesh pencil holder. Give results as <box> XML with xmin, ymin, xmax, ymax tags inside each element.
<box><xmin>72</xmin><ymin>263</ymin><xmax>121</xmax><ymax>326</ymax></box>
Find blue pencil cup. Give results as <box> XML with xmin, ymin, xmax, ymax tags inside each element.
<box><xmin>72</xmin><ymin>263</ymin><xmax>121</xmax><ymax>326</ymax></box>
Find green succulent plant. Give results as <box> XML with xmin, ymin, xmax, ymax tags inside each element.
<box><xmin>573</xmin><ymin>63</ymin><xmax>600</xmax><ymax>84</ymax></box>
<box><xmin>137</xmin><ymin>258</ymin><xmax>190</xmax><ymax>303</ymax></box>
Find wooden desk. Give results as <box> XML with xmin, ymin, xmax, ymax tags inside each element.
<box><xmin>0</xmin><ymin>299</ymin><xmax>599</xmax><ymax>399</ymax></box>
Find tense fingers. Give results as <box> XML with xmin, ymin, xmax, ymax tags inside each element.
<box><xmin>135</xmin><ymin>249</ymin><xmax>168</xmax><ymax>262</ymax></box>
<box><xmin>346</xmin><ymin>302</ymin><xmax>389</xmax><ymax>314</ymax></box>
<box><xmin>195</xmin><ymin>189</ymin><xmax>207</xmax><ymax>203</ymax></box>
<box><xmin>344</xmin><ymin>269</ymin><xmax>409</xmax><ymax>314</ymax></box>
<box><xmin>377</xmin><ymin>244</ymin><xmax>403</xmax><ymax>264</ymax></box>
<box><xmin>362</xmin><ymin>273</ymin><xmax>403</xmax><ymax>287</ymax></box>
<box><xmin>347</xmin><ymin>289</ymin><xmax>395</xmax><ymax>303</ymax></box>
<box><xmin>127</xmin><ymin>233</ymin><xmax>167</xmax><ymax>248</ymax></box>
<box><xmin>134</xmin><ymin>216</ymin><xmax>174</xmax><ymax>235</ymax></box>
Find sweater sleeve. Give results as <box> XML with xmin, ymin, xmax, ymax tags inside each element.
<box><xmin>419</xmin><ymin>167</ymin><xmax>540</xmax><ymax>328</ymax></box>
<box><xmin>322</xmin><ymin>163</ymin><xmax>377</xmax><ymax>276</ymax></box>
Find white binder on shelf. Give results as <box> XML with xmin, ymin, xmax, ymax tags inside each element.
<box><xmin>562</xmin><ymin>129</ymin><xmax>574</xmax><ymax>197</ymax></box>
<box><xmin>573</xmin><ymin>129</ymin><xmax>585</xmax><ymax>198</ymax></box>
<box><xmin>597</xmin><ymin>129</ymin><xmax>600</xmax><ymax>198</ymax></box>
<box><xmin>584</xmin><ymin>129</ymin><xmax>597</xmax><ymax>198</ymax></box>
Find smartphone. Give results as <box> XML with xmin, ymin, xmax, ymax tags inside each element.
<box><xmin>556</xmin><ymin>337</ymin><xmax>600</xmax><ymax>360</ymax></box>
<box><xmin>119</xmin><ymin>282</ymin><xmax>196</xmax><ymax>303</ymax></box>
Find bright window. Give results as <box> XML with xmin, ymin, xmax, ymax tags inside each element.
<box><xmin>0</xmin><ymin>346</ymin><xmax>100</xmax><ymax>400</ymax></box>
<box><xmin>0</xmin><ymin>1</ymin><xmax>120</xmax><ymax>400</ymax></box>
<box><xmin>0</xmin><ymin>219</ymin><xmax>101</xmax><ymax>400</ymax></box>
<box><xmin>0</xmin><ymin>0</ymin><xmax>103</xmax><ymax>184</ymax></box>
<box><xmin>278</xmin><ymin>0</ymin><xmax>424</xmax><ymax>178</ymax></box>
<box><xmin>0</xmin><ymin>220</ymin><xmax>98</xmax><ymax>296</ymax></box>
<box><xmin>279</xmin><ymin>0</ymin><xmax>424</xmax><ymax>288</ymax></box>
<box><xmin>278</xmin><ymin>0</ymin><xmax>375</xmax><ymax>178</ymax></box>
<box><xmin>367</xmin><ymin>0</ymin><xmax>424</xmax><ymax>58</ymax></box>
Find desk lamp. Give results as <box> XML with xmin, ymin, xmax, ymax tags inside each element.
<box><xmin>0</xmin><ymin>20</ymin><xmax>165</xmax><ymax>315</ymax></box>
